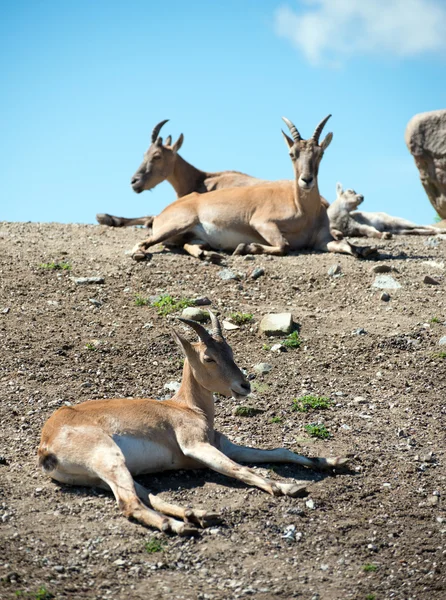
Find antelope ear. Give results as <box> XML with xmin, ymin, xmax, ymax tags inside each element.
<box><xmin>156</xmin><ymin>137</ymin><xmax>163</xmax><ymax>147</ymax></box>
<box><xmin>171</xmin><ymin>329</ymin><xmax>193</xmax><ymax>357</ymax></box>
<box><xmin>281</xmin><ymin>130</ymin><xmax>294</xmax><ymax>149</ymax></box>
<box><xmin>336</xmin><ymin>182</ymin><xmax>343</xmax><ymax>195</ymax></box>
<box><xmin>320</xmin><ymin>132</ymin><xmax>333</xmax><ymax>151</ymax></box>
<box><xmin>172</xmin><ymin>133</ymin><xmax>184</xmax><ymax>153</ymax></box>
<box><xmin>164</xmin><ymin>135</ymin><xmax>172</xmax><ymax>147</ymax></box>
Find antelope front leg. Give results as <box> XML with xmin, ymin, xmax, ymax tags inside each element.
<box><xmin>233</xmin><ymin>222</ymin><xmax>290</xmax><ymax>256</ymax></box>
<box><xmin>216</xmin><ymin>433</ymin><xmax>348</xmax><ymax>471</ymax></box>
<box><xmin>180</xmin><ymin>442</ymin><xmax>306</xmax><ymax>497</ymax></box>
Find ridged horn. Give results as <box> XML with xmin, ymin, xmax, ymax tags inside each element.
<box><xmin>178</xmin><ymin>317</ymin><xmax>212</xmax><ymax>343</ymax></box>
<box><xmin>151</xmin><ymin>119</ymin><xmax>169</xmax><ymax>143</ymax></box>
<box><xmin>312</xmin><ymin>114</ymin><xmax>332</xmax><ymax>143</ymax></box>
<box><xmin>282</xmin><ymin>117</ymin><xmax>301</xmax><ymax>142</ymax></box>
<box><xmin>208</xmin><ymin>309</ymin><xmax>223</xmax><ymax>339</ymax></box>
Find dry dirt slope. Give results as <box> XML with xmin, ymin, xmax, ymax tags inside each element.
<box><xmin>0</xmin><ymin>221</ymin><xmax>445</xmax><ymax>600</ymax></box>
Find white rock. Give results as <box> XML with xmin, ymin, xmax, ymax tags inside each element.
<box><xmin>259</xmin><ymin>313</ymin><xmax>294</xmax><ymax>336</ymax></box>
<box><xmin>222</xmin><ymin>320</ymin><xmax>240</xmax><ymax>331</ymax></box>
<box><xmin>372</xmin><ymin>275</ymin><xmax>401</xmax><ymax>289</ymax></box>
<box><xmin>181</xmin><ymin>307</ymin><xmax>209</xmax><ymax>322</ymax></box>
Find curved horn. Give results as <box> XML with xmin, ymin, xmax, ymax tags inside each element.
<box><xmin>282</xmin><ymin>117</ymin><xmax>301</xmax><ymax>142</ymax></box>
<box><xmin>151</xmin><ymin>119</ymin><xmax>169</xmax><ymax>143</ymax></box>
<box><xmin>312</xmin><ymin>114</ymin><xmax>332</xmax><ymax>143</ymax></box>
<box><xmin>208</xmin><ymin>309</ymin><xmax>223</xmax><ymax>339</ymax></box>
<box><xmin>178</xmin><ymin>317</ymin><xmax>212</xmax><ymax>343</ymax></box>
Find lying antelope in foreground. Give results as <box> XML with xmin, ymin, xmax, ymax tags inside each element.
<box><xmin>328</xmin><ymin>183</ymin><xmax>441</xmax><ymax>238</ymax></box>
<box><xmin>131</xmin><ymin>115</ymin><xmax>375</xmax><ymax>261</ymax></box>
<box><xmin>38</xmin><ymin>312</ymin><xmax>347</xmax><ymax>536</ymax></box>
<box><xmin>96</xmin><ymin>119</ymin><xmax>330</xmax><ymax>260</ymax></box>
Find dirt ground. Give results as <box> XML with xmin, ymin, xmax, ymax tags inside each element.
<box><xmin>0</xmin><ymin>221</ymin><xmax>445</xmax><ymax>600</ymax></box>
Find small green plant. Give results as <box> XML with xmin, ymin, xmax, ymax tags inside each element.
<box><xmin>270</xmin><ymin>416</ymin><xmax>282</xmax><ymax>424</ymax></box>
<box><xmin>151</xmin><ymin>295</ymin><xmax>194</xmax><ymax>316</ymax></box>
<box><xmin>430</xmin><ymin>316</ymin><xmax>440</xmax><ymax>323</ymax></box>
<box><xmin>39</xmin><ymin>261</ymin><xmax>71</xmax><ymax>271</ymax></box>
<box><xmin>292</xmin><ymin>395</ymin><xmax>332</xmax><ymax>412</ymax></box>
<box><xmin>282</xmin><ymin>330</ymin><xmax>302</xmax><ymax>349</ymax></box>
<box><xmin>35</xmin><ymin>587</ymin><xmax>55</xmax><ymax>600</ymax></box>
<box><xmin>234</xmin><ymin>406</ymin><xmax>263</xmax><ymax>417</ymax></box>
<box><xmin>304</xmin><ymin>423</ymin><xmax>331</xmax><ymax>439</ymax></box>
<box><xmin>85</xmin><ymin>342</ymin><xmax>97</xmax><ymax>351</ymax></box>
<box><xmin>229</xmin><ymin>312</ymin><xmax>253</xmax><ymax>325</ymax></box>
<box><xmin>134</xmin><ymin>294</ymin><xmax>150</xmax><ymax>306</ymax></box>
<box><xmin>362</xmin><ymin>564</ymin><xmax>378</xmax><ymax>572</ymax></box>
<box><xmin>262</xmin><ymin>344</ymin><xmax>271</xmax><ymax>351</ymax></box>
<box><xmin>251</xmin><ymin>381</ymin><xmax>269</xmax><ymax>394</ymax></box>
<box><xmin>432</xmin><ymin>351</ymin><xmax>446</xmax><ymax>359</ymax></box>
<box><xmin>365</xmin><ymin>595</ymin><xmax>376</xmax><ymax>600</ymax></box>
<box><xmin>145</xmin><ymin>538</ymin><xmax>164</xmax><ymax>553</ymax></box>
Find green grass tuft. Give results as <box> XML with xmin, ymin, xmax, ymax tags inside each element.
<box><xmin>152</xmin><ymin>295</ymin><xmax>194</xmax><ymax>316</ymax></box>
<box><xmin>292</xmin><ymin>395</ymin><xmax>332</xmax><ymax>412</ymax></box>
<box><xmin>430</xmin><ymin>316</ymin><xmax>441</xmax><ymax>323</ymax></box>
<box><xmin>39</xmin><ymin>261</ymin><xmax>71</xmax><ymax>271</ymax></box>
<box><xmin>304</xmin><ymin>423</ymin><xmax>331</xmax><ymax>439</ymax></box>
<box><xmin>145</xmin><ymin>538</ymin><xmax>164</xmax><ymax>553</ymax></box>
<box><xmin>229</xmin><ymin>312</ymin><xmax>253</xmax><ymax>325</ymax></box>
<box><xmin>362</xmin><ymin>564</ymin><xmax>378</xmax><ymax>572</ymax></box>
<box><xmin>432</xmin><ymin>352</ymin><xmax>446</xmax><ymax>359</ymax></box>
<box><xmin>134</xmin><ymin>294</ymin><xmax>150</xmax><ymax>306</ymax></box>
<box><xmin>270</xmin><ymin>416</ymin><xmax>283</xmax><ymax>424</ymax></box>
<box><xmin>234</xmin><ymin>406</ymin><xmax>263</xmax><ymax>417</ymax></box>
<box><xmin>365</xmin><ymin>595</ymin><xmax>376</xmax><ymax>600</ymax></box>
<box><xmin>282</xmin><ymin>330</ymin><xmax>302</xmax><ymax>349</ymax></box>
<box><xmin>35</xmin><ymin>588</ymin><xmax>55</xmax><ymax>600</ymax></box>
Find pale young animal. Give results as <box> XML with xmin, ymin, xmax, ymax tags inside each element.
<box><xmin>131</xmin><ymin>115</ymin><xmax>375</xmax><ymax>261</ymax></box>
<box><xmin>38</xmin><ymin>312</ymin><xmax>348</xmax><ymax>536</ymax></box>
<box><xmin>96</xmin><ymin>119</ymin><xmax>331</xmax><ymax>261</ymax></box>
<box><xmin>328</xmin><ymin>183</ymin><xmax>441</xmax><ymax>238</ymax></box>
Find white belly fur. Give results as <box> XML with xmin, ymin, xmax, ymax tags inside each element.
<box><xmin>191</xmin><ymin>222</ymin><xmax>262</xmax><ymax>250</ymax></box>
<box><xmin>113</xmin><ymin>435</ymin><xmax>180</xmax><ymax>475</ymax></box>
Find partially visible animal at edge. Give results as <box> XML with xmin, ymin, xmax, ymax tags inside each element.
<box><xmin>131</xmin><ymin>115</ymin><xmax>376</xmax><ymax>261</ymax></box>
<box><xmin>38</xmin><ymin>311</ymin><xmax>348</xmax><ymax>536</ymax></box>
<box><xmin>96</xmin><ymin>119</ymin><xmax>330</xmax><ymax>260</ymax></box>
<box><xmin>328</xmin><ymin>183</ymin><xmax>441</xmax><ymax>238</ymax></box>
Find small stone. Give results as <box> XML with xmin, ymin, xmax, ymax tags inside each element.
<box><xmin>1</xmin><ymin>307</ymin><xmax>10</xmax><ymax>314</ymax></box>
<box><xmin>164</xmin><ymin>381</ymin><xmax>181</xmax><ymax>393</ymax></box>
<box><xmin>353</xmin><ymin>396</ymin><xmax>367</xmax><ymax>404</ymax></box>
<box><xmin>253</xmin><ymin>363</ymin><xmax>273</xmax><ymax>375</ymax></box>
<box><xmin>423</xmin><ymin>275</ymin><xmax>440</xmax><ymax>285</ymax></box>
<box><xmin>72</xmin><ymin>277</ymin><xmax>105</xmax><ymax>285</ymax></box>
<box><xmin>250</xmin><ymin>267</ymin><xmax>265</xmax><ymax>280</ymax></box>
<box><xmin>424</xmin><ymin>237</ymin><xmax>440</xmax><ymax>248</ymax></box>
<box><xmin>372</xmin><ymin>275</ymin><xmax>401</xmax><ymax>289</ymax></box>
<box><xmin>439</xmin><ymin>336</ymin><xmax>446</xmax><ymax>346</ymax></box>
<box><xmin>113</xmin><ymin>559</ymin><xmax>126</xmax><ymax>566</ymax></box>
<box><xmin>270</xmin><ymin>343</ymin><xmax>286</xmax><ymax>352</ymax></box>
<box><xmin>54</xmin><ymin>565</ymin><xmax>65</xmax><ymax>573</ymax></box>
<box><xmin>427</xmin><ymin>495</ymin><xmax>439</xmax><ymax>507</ymax></box>
<box><xmin>193</xmin><ymin>296</ymin><xmax>212</xmax><ymax>306</ymax></box>
<box><xmin>352</xmin><ymin>328</ymin><xmax>367</xmax><ymax>336</ymax></box>
<box><xmin>382</xmin><ymin>483</ymin><xmax>391</xmax><ymax>489</ymax></box>
<box><xmin>305</xmin><ymin>499</ymin><xmax>315</xmax><ymax>510</ymax></box>
<box><xmin>218</xmin><ymin>269</ymin><xmax>239</xmax><ymax>281</ymax></box>
<box><xmin>222</xmin><ymin>320</ymin><xmax>240</xmax><ymax>330</ymax></box>
<box><xmin>89</xmin><ymin>298</ymin><xmax>102</xmax><ymax>307</ymax></box>
<box><xmin>259</xmin><ymin>313</ymin><xmax>294</xmax><ymax>336</ymax></box>
<box><xmin>370</xmin><ymin>264</ymin><xmax>392</xmax><ymax>273</ymax></box>
<box><xmin>181</xmin><ymin>307</ymin><xmax>209</xmax><ymax>322</ymax></box>
<box><xmin>380</xmin><ymin>292</ymin><xmax>390</xmax><ymax>302</ymax></box>
<box><xmin>327</xmin><ymin>264</ymin><xmax>342</xmax><ymax>276</ymax></box>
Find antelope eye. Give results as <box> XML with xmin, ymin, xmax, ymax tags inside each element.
<box><xmin>152</xmin><ymin>154</ymin><xmax>161</xmax><ymax>160</ymax></box>
<box><xmin>203</xmin><ymin>356</ymin><xmax>215</xmax><ymax>363</ymax></box>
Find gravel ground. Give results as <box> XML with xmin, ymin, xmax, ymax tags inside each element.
<box><xmin>0</xmin><ymin>221</ymin><xmax>445</xmax><ymax>599</ymax></box>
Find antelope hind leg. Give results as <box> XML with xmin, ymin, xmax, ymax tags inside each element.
<box><xmin>96</xmin><ymin>214</ymin><xmax>153</xmax><ymax>227</ymax></box>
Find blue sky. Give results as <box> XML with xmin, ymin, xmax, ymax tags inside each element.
<box><xmin>1</xmin><ymin>0</ymin><xmax>446</xmax><ymax>225</ymax></box>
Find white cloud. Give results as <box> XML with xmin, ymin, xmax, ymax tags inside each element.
<box><xmin>274</xmin><ymin>0</ymin><xmax>446</xmax><ymax>66</ymax></box>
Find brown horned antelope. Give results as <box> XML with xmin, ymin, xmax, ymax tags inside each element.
<box><xmin>328</xmin><ymin>183</ymin><xmax>441</xmax><ymax>238</ymax></box>
<box><xmin>131</xmin><ymin>115</ymin><xmax>375</xmax><ymax>261</ymax></box>
<box><xmin>38</xmin><ymin>312</ymin><xmax>347</xmax><ymax>536</ymax></box>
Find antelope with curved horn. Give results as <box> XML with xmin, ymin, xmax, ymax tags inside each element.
<box><xmin>131</xmin><ymin>115</ymin><xmax>375</xmax><ymax>260</ymax></box>
<box><xmin>328</xmin><ymin>183</ymin><xmax>441</xmax><ymax>238</ymax></box>
<box><xmin>38</xmin><ymin>311</ymin><xmax>347</xmax><ymax>536</ymax></box>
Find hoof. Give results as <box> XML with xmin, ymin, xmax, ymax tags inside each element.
<box><xmin>96</xmin><ymin>213</ymin><xmax>122</xmax><ymax>227</ymax></box>
<box><xmin>282</xmin><ymin>482</ymin><xmax>308</xmax><ymax>497</ymax></box>
<box><xmin>132</xmin><ymin>250</ymin><xmax>150</xmax><ymax>262</ymax></box>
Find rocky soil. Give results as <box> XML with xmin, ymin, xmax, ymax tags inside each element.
<box><xmin>1</xmin><ymin>222</ymin><xmax>445</xmax><ymax>599</ymax></box>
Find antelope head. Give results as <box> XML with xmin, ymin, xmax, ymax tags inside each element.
<box><xmin>131</xmin><ymin>119</ymin><xmax>184</xmax><ymax>193</ymax></box>
<box><xmin>282</xmin><ymin>115</ymin><xmax>333</xmax><ymax>191</ymax></box>
<box><xmin>336</xmin><ymin>182</ymin><xmax>364</xmax><ymax>212</ymax></box>
<box><xmin>173</xmin><ymin>311</ymin><xmax>251</xmax><ymax>400</ymax></box>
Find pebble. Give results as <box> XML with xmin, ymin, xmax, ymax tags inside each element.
<box><xmin>72</xmin><ymin>277</ymin><xmax>105</xmax><ymax>285</ymax></box>
<box><xmin>181</xmin><ymin>307</ymin><xmax>209</xmax><ymax>322</ymax></box>
<box><xmin>193</xmin><ymin>296</ymin><xmax>212</xmax><ymax>306</ymax></box>
<box><xmin>250</xmin><ymin>267</ymin><xmax>265</xmax><ymax>280</ymax></box>
<box><xmin>327</xmin><ymin>264</ymin><xmax>342</xmax><ymax>276</ymax></box>
<box><xmin>424</xmin><ymin>237</ymin><xmax>440</xmax><ymax>247</ymax></box>
<box><xmin>372</xmin><ymin>275</ymin><xmax>401</xmax><ymax>289</ymax></box>
<box><xmin>305</xmin><ymin>499</ymin><xmax>315</xmax><ymax>510</ymax></box>
<box><xmin>89</xmin><ymin>298</ymin><xmax>102</xmax><ymax>307</ymax></box>
<box><xmin>253</xmin><ymin>363</ymin><xmax>273</xmax><ymax>374</ymax></box>
<box><xmin>439</xmin><ymin>336</ymin><xmax>446</xmax><ymax>346</ymax></box>
<box><xmin>1</xmin><ymin>307</ymin><xmax>10</xmax><ymax>314</ymax></box>
<box><xmin>380</xmin><ymin>292</ymin><xmax>391</xmax><ymax>302</ymax></box>
<box><xmin>218</xmin><ymin>269</ymin><xmax>239</xmax><ymax>281</ymax></box>
<box><xmin>222</xmin><ymin>320</ymin><xmax>240</xmax><ymax>331</ymax></box>
<box><xmin>270</xmin><ymin>343</ymin><xmax>286</xmax><ymax>352</ymax></box>
<box><xmin>352</xmin><ymin>328</ymin><xmax>367</xmax><ymax>335</ymax></box>
<box><xmin>259</xmin><ymin>313</ymin><xmax>294</xmax><ymax>336</ymax></box>
<box><xmin>427</xmin><ymin>495</ymin><xmax>439</xmax><ymax>507</ymax></box>
<box><xmin>423</xmin><ymin>275</ymin><xmax>440</xmax><ymax>285</ymax></box>
<box><xmin>370</xmin><ymin>264</ymin><xmax>392</xmax><ymax>273</ymax></box>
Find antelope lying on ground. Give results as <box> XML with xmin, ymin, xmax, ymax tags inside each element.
<box><xmin>131</xmin><ymin>115</ymin><xmax>375</xmax><ymax>261</ymax></box>
<box><xmin>328</xmin><ymin>183</ymin><xmax>441</xmax><ymax>238</ymax></box>
<box><xmin>96</xmin><ymin>119</ymin><xmax>330</xmax><ymax>260</ymax></box>
<box><xmin>38</xmin><ymin>312</ymin><xmax>347</xmax><ymax>536</ymax></box>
